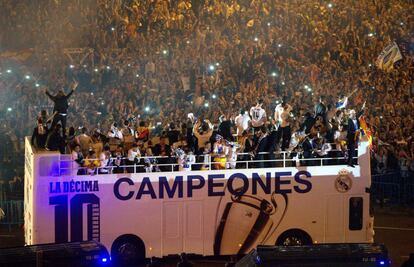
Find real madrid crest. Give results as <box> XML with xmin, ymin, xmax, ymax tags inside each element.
<box><xmin>335</xmin><ymin>169</ymin><xmax>353</xmax><ymax>193</ymax></box>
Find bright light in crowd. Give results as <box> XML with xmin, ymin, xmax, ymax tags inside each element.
<box><xmin>145</xmin><ymin>106</ymin><xmax>150</xmax><ymax>112</ymax></box>
<box><xmin>254</xmin><ymin>37</ymin><xmax>259</xmax><ymax>42</ymax></box>
<box><xmin>400</xmin><ymin>22</ymin><xmax>404</xmax><ymax>26</ymax></box>
<box><xmin>111</xmin><ymin>27</ymin><xmax>115</xmax><ymax>31</ymax></box>
<box><xmin>94</xmin><ymin>68</ymin><xmax>99</xmax><ymax>72</ymax></box>
<box><xmin>209</xmin><ymin>65</ymin><xmax>215</xmax><ymax>71</ymax></box>
<box><xmin>69</xmin><ymin>65</ymin><xmax>74</xmax><ymax>69</ymax></box>
<box><xmin>6</xmin><ymin>69</ymin><xmax>12</xmax><ymax>73</ymax></box>
<box><xmin>204</xmin><ymin>102</ymin><xmax>209</xmax><ymax>108</ymax></box>
<box><xmin>186</xmin><ymin>40</ymin><xmax>190</xmax><ymax>44</ymax></box>
<box><xmin>127</xmin><ymin>63</ymin><xmax>131</xmax><ymax>67</ymax></box>
<box><xmin>101</xmin><ymin>258</ymin><xmax>108</xmax><ymax>263</ymax></box>
<box><xmin>275</xmin><ymin>100</ymin><xmax>280</xmax><ymax>104</ymax></box>
<box><xmin>368</xmin><ymin>63</ymin><xmax>372</xmax><ymax>67</ymax></box>
<box><xmin>212</xmin><ymin>94</ymin><xmax>217</xmax><ymax>99</ymax></box>
<box><xmin>83</xmin><ymin>64</ymin><xmax>87</xmax><ymax>68</ymax></box>
<box><xmin>271</xmin><ymin>72</ymin><xmax>277</xmax><ymax>77</ymax></box>
<box><xmin>35</xmin><ymin>83</ymin><xmax>40</xmax><ymax>87</ymax></box>
<box><xmin>304</xmin><ymin>85</ymin><xmax>309</xmax><ymax>89</ymax></box>
<box><xmin>281</xmin><ymin>81</ymin><xmax>285</xmax><ymax>85</ymax></box>
<box><xmin>267</xmin><ymin>22</ymin><xmax>271</xmax><ymax>26</ymax></box>
<box><xmin>136</xmin><ymin>74</ymin><xmax>139</xmax><ymax>77</ymax></box>
<box><xmin>7</xmin><ymin>107</ymin><xmax>12</xmax><ymax>112</ymax></box>
<box><xmin>368</xmin><ymin>32</ymin><xmax>374</xmax><ymax>37</ymax></box>
<box><xmin>106</xmin><ymin>66</ymin><xmax>110</xmax><ymax>70</ymax></box>
<box><xmin>327</xmin><ymin>3</ymin><xmax>333</xmax><ymax>8</ymax></box>
<box><xmin>25</xmin><ymin>75</ymin><xmax>30</xmax><ymax>80</ymax></box>
<box><xmin>101</xmin><ymin>101</ymin><xmax>105</xmax><ymax>105</ymax></box>
<box><xmin>162</xmin><ymin>50</ymin><xmax>168</xmax><ymax>55</ymax></box>
<box><xmin>278</xmin><ymin>44</ymin><xmax>282</xmax><ymax>47</ymax></box>
<box><xmin>215</xmin><ymin>62</ymin><xmax>220</xmax><ymax>66</ymax></box>
<box><xmin>307</xmin><ymin>87</ymin><xmax>312</xmax><ymax>92</ymax></box>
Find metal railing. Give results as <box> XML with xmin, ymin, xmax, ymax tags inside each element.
<box><xmin>56</xmin><ymin>148</ymin><xmax>357</xmax><ymax>176</ymax></box>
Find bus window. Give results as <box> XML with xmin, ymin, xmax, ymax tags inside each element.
<box><xmin>349</xmin><ymin>197</ymin><xmax>363</xmax><ymax>230</ymax></box>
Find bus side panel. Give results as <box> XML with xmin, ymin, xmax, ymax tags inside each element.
<box><xmin>325</xmin><ymin>195</ymin><xmax>344</xmax><ymax>243</ymax></box>
<box><xmin>162</xmin><ymin>201</ymin><xmax>183</xmax><ymax>255</ymax></box>
<box><xmin>183</xmin><ymin>201</ymin><xmax>204</xmax><ymax>253</ymax></box>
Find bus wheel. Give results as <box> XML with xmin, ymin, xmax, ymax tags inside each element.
<box><xmin>111</xmin><ymin>234</ymin><xmax>145</xmax><ymax>265</ymax></box>
<box><xmin>276</xmin><ymin>229</ymin><xmax>312</xmax><ymax>246</ymax></box>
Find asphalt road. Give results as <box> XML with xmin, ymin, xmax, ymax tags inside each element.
<box><xmin>1</xmin><ymin>208</ymin><xmax>413</xmax><ymax>267</ymax></box>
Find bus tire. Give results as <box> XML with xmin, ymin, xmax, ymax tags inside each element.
<box><xmin>276</xmin><ymin>229</ymin><xmax>312</xmax><ymax>246</ymax></box>
<box><xmin>111</xmin><ymin>234</ymin><xmax>145</xmax><ymax>265</ymax></box>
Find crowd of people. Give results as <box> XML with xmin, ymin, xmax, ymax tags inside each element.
<box><xmin>1</xmin><ymin>0</ymin><xmax>414</xmax><ymax>181</ymax></box>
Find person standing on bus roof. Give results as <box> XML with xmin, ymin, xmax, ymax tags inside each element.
<box><xmin>45</xmin><ymin>80</ymin><xmax>78</xmax><ymax>136</ymax></box>
<box><xmin>249</xmin><ymin>99</ymin><xmax>267</xmax><ymax>132</ymax></box>
<box><xmin>347</xmin><ymin>103</ymin><xmax>365</xmax><ymax>167</ymax></box>
<box><xmin>274</xmin><ymin>97</ymin><xmax>293</xmax><ymax>151</ymax></box>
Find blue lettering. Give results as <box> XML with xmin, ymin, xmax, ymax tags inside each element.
<box><xmin>159</xmin><ymin>176</ymin><xmax>183</xmax><ymax>198</ymax></box>
<box><xmin>63</xmin><ymin>182</ymin><xmax>69</xmax><ymax>192</ymax></box>
<box><xmin>228</xmin><ymin>173</ymin><xmax>249</xmax><ymax>196</ymax></box>
<box><xmin>187</xmin><ymin>175</ymin><xmax>205</xmax><ymax>197</ymax></box>
<box><xmin>114</xmin><ymin>178</ymin><xmax>134</xmax><ymax>201</ymax></box>
<box><xmin>294</xmin><ymin>171</ymin><xmax>312</xmax><ymax>193</ymax></box>
<box><xmin>136</xmin><ymin>177</ymin><xmax>157</xmax><ymax>199</ymax></box>
<box><xmin>275</xmin><ymin>172</ymin><xmax>292</xmax><ymax>194</ymax></box>
<box><xmin>93</xmin><ymin>181</ymin><xmax>99</xmax><ymax>191</ymax></box>
<box><xmin>85</xmin><ymin>181</ymin><xmax>92</xmax><ymax>192</ymax></box>
<box><xmin>208</xmin><ymin>174</ymin><xmax>225</xmax><ymax>196</ymax></box>
<box><xmin>252</xmin><ymin>172</ymin><xmax>271</xmax><ymax>195</ymax></box>
<box><xmin>75</xmin><ymin>181</ymin><xmax>81</xmax><ymax>192</ymax></box>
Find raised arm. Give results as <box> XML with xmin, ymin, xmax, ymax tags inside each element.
<box><xmin>45</xmin><ymin>90</ymin><xmax>55</xmax><ymax>101</ymax></box>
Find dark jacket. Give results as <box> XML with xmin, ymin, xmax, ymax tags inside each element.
<box><xmin>46</xmin><ymin>130</ymin><xmax>65</xmax><ymax>153</ymax></box>
<box><xmin>31</xmin><ymin>126</ymin><xmax>48</xmax><ymax>149</ymax></box>
<box><xmin>46</xmin><ymin>90</ymin><xmax>74</xmax><ymax>113</ymax></box>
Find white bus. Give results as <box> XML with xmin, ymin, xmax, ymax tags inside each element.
<box><xmin>24</xmin><ymin>137</ymin><xmax>374</xmax><ymax>263</ymax></box>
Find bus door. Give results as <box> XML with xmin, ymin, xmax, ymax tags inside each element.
<box><xmin>325</xmin><ymin>195</ymin><xmax>365</xmax><ymax>243</ymax></box>
<box><xmin>162</xmin><ymin>200</ymin><xmax>204</xmax><ymax>255</ymax></box>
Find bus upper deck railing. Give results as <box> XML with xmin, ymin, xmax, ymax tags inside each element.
<box><xmin>53</xmin><ymin>148</ymin><xmax>358</xmax><ymax>176</ymax></box>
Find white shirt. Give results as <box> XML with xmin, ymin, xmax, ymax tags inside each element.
<box><xmin>127</xmin><ymin>148</ymin><xmax>141</xmax><ymax>161</ymax></box>
<box><xmin>249</xmin><ymin>106</ymin><xmax>266</xmax><ymax>128</ymax></box>
<box><xmin>275</xmin><ymin>104</ymin><xmax>292</xmax><ymax>127</ymax></box>
<box><xmin>108</xmin><ymin>127</ymin><xmax>123</xmax><ymax>140</ymax></box>
<box><xmin>235</xmin><ymin>113</ymin><xmax>251</xmax><ymax>135</ymax></box>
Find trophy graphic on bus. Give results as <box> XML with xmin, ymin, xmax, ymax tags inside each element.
<box><xmin>214</xmin><ymin>186</ymin><xmax>288</xmax><ymax>256</ymax></box>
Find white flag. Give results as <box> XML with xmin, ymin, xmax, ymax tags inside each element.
<box><xmin>376</xmin><ymin>41</ymin><xmax>403</xmax><ymax>71</ymax></box>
